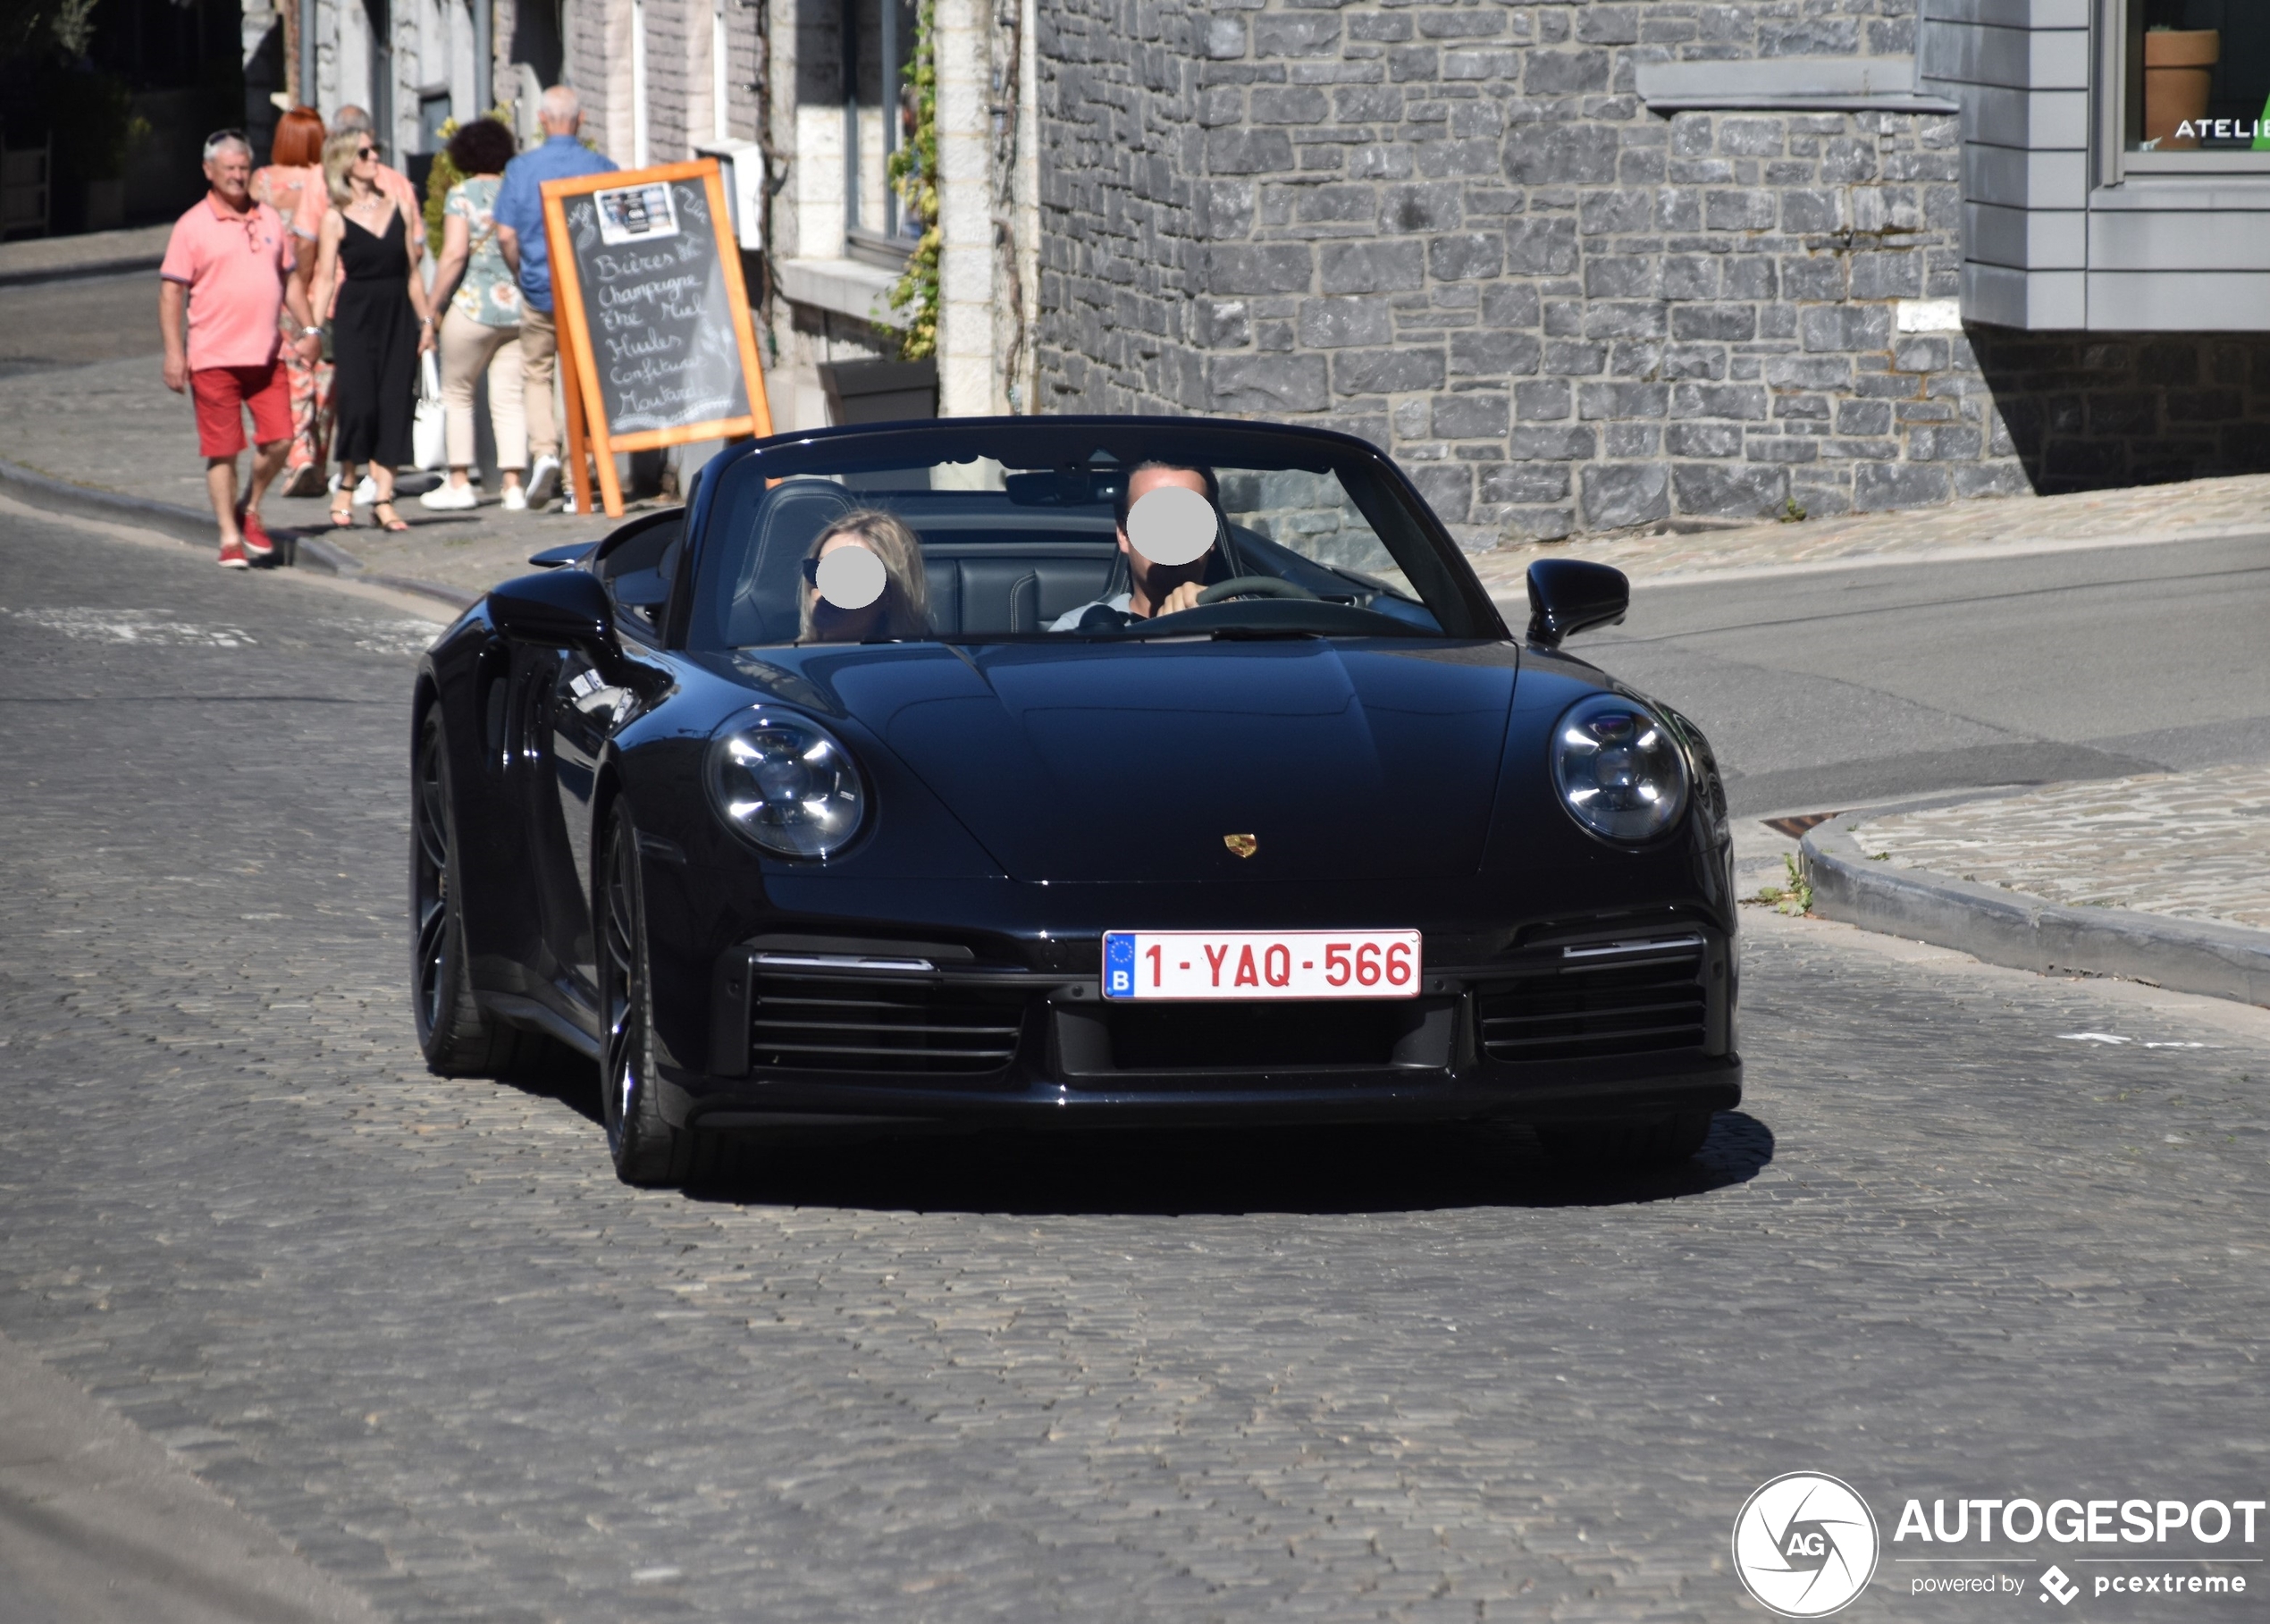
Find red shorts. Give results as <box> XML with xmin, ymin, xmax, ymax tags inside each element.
<box><xmin>190</xmin><ymin>361</ymin><xmax>292</xmax><ymax>459</ymax></box>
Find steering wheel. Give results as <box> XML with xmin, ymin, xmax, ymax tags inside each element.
<box><xmin>1196</xmin><ymin>575</ymin><xmax>1318</xmax><ymax>605</ymax></box>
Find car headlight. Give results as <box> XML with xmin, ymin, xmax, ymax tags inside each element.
<box><xmin>708</xmin><ymin>710</ymin><xmax>866</xmax><ymax>859</ymax></box>
<box><xmin>1551</xmin><ymin>693</ymin><xmax>1689</xmax><ymax>843</ymax></box>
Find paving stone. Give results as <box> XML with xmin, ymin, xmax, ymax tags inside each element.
<box><xmin>3</xmin><ymin>505</ymin><xmax>2268</xmax><ymax>1620</ymax></box>
<box><xmin>1857</xmin><ymin>764</ymin><xmax>2270</xmax><ymax>932</ymax></box>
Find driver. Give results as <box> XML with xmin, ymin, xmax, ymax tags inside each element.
<box><xmin>1048</xmin><ymin>461</ymin><xmax>1221</xmax><ymax>632</ymax></box>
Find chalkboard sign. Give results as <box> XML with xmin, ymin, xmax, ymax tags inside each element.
<box><xmin>540</xmin><ymin>158</ymin><xmax>772</xmax><ymax>517</ymax></box>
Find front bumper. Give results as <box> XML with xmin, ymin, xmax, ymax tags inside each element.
<box><xmin>656</xmin><ymin>925</ymin><xmax>1742</xmax><ymax>1135</ymax></box>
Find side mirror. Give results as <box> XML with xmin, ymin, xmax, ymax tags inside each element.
<box><xmin>1526</xmin><ymin>559</ymin><xmax>1629</xmax><ymax>648</ymax></box>
<box><xmin>490</xmin><ymin>568</ymin><xmax>618</xmax><ymax>656</ymax></box>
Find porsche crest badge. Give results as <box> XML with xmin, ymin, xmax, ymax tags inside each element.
<box><xmin>1223</xmin><ymin>833</ymin><xmax>1258</xmax><ymax>859</ymax></box>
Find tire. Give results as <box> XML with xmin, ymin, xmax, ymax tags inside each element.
<box><xmin>598</xmin><ymin>804</ymin><xmax>705</xmax><ymax>1188</ymax></box>
<box><xmin>412</xmin><ymin>708</ymin><xmax>543</xmax><ymax>1076</ymax></box>
<box><xmin>1535</xmin><ymin>1110</ymin><xmax>1714</xmax><ymax>1169</ymax></box>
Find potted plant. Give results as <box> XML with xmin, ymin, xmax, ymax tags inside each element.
<box><xmin>2144</xmin><ymin>25</ymin><xmax>2219</xmax><ymax>149</ymax></box>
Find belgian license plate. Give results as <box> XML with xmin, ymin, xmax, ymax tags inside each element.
<box><xmin>1101</xmin><ymin>930</ymin><xmax>1421</xmax><ymax>1001</ymax></box>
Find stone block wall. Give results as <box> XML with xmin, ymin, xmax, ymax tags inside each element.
<box><xmin>1032</xmin><ymin>0</ymin><xmax>2270</xmax><ymax>547</ymax></box>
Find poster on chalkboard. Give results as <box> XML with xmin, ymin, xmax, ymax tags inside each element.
<box><xmin>540</xmin><ymin>158</ymin><xmax>772</xmax><ymax>518</ymax></box>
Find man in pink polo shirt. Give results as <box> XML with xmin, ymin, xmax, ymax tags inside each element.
<box><xmin>161</xmin><ymin>130</ymin><xmax>320</xmax><ymax>568</ymax></box>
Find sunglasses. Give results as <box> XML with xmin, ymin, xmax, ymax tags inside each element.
<box><xmin>204</xmin><ymin>127</ymin><xmax>247</xmax><ymax>149</ymax></box>
<box><xmin>355</xmin><ymin>146</ymin><xmax>378</xmax><ymax>159</ymax></box>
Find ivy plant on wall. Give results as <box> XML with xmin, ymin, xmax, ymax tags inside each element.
<box><xmin>885</xmin><ymin>0</ymin><xmax>939</xmax><ymax>362</ymax></box>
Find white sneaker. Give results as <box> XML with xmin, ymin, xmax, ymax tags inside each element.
<box><xmin>352</xmin><ymin>475</ymin><xmax>377</xmax><ymax>505</ymax></box>
<box><xmin>525</xmin><ymin>455</ymin><xmax>560</xmax><ymax>509</ymax></box>
<box><xmin>419</xmin><ymin>481</ymin><xmax>478</xmax><ymax>510</ymax></box>
<box><xmin>501</xmin><ymin>484</ymin><xmax>528</xmax><ymax>512</ymax></box>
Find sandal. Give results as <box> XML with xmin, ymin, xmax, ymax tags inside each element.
<box><xmin>372</xmin><ymin>501</ymin><xmax>409</xmax><ymax>534</ymax></box>
<box><xmin>329</xmin><ymin>500</ymin><xmax>356</xmax><ymax>528</ymax></box>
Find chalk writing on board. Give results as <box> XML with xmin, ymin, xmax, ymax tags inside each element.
<box><xmin>561</xmin><ymin>179</ymin><xmax>748</xmax><ymax>435</ymax></box>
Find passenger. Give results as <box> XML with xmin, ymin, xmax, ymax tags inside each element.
<box><xmin>799</xmin><ymin>509</ymin><xmax>931</xmax><ymax>643</ymax></box>
<box><xmin>1048</xmin><ymin>461</ymin><xmax>1221</xmax><ymax>631</ymax></box>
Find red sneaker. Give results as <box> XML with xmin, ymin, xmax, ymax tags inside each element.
<box><xmin>217</xmin><ymin>538</ymin><xmax>250</xmax><ymax>568</ymax></box>
<box><xmin>236</xmin><ymin>505</ymin><xmax>276</xmax><ymax>560</ymax></box>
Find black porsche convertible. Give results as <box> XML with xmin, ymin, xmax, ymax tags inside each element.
<box><xmin>410</xmin><ymin>417</ymin><xmax>1739</xmax><ymax>1186</ymax></box>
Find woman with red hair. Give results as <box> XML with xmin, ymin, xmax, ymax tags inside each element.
<box><xmin>252</xmin><ymin>107</ymin><xmax>332</xmax><ymax>495</ymax></box>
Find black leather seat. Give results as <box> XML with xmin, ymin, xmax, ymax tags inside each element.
<box><xmin>923</xmin><ymin>545</ymin><xmax>1119</xmax><ymax>635</ymax></box>
<box><xmin>719</xmin><ymin>480</ymin><xmax>860</xmax><ymax>647</ymax></box>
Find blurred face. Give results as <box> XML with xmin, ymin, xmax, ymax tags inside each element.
<box><xmin>352</xmin><ymin>142</ymin><xmax>379</xmax><ymax>182</ymax></box>
<box><xmin>204</xmin><ymin>147</ymin><xmax>252</xmax><ymax>206</ymax></box>
<box><xmin>1116</xmin><ymin>465</ymin><xmax>1214</xmax><ymax>585</ymax></box>
<box><xmin>806</xmin><ymin>533</ymin><xmax>885</xmax><ymax>641</ymax></box>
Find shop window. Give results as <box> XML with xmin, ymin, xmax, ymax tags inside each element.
<box><xmin>2119</xmin><ymin>0</ymin><xmax>2270</xmax><ymax>171</ymax></box>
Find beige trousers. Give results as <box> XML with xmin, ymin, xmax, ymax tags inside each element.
<box><xmin>437</xmin><ymin>307</ymin><xmax>527</xmax><ymax>472</ymax></box>
<box><xmin>519</xmin><ymin>304</ymin><xmax>559</xmax><ymax>462</ymax></box>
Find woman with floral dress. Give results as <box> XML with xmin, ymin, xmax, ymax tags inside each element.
<box><xmin>250</xmin><ymin>105</ymin><xmax>332</xmax><ymax>495</ymax></box>
<box><xmin>418</xmin><ymin>119</ymin><xmax>528</xmax><ymax>510</ymax></box>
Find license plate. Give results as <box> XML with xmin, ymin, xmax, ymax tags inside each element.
<box><xmin>1101</xmin><ymin>930</ymin><xmax>1421</xmax><ymax>1001</ymax></box>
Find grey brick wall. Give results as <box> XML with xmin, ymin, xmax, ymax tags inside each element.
<box><xmin>1036</xmin><ymin>0</ymin><xmax>2039</xmax><ymax>547</ymax></box>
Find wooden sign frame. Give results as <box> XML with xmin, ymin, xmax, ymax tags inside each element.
<box><xmin>540</xmin><ymin>157</ymin><xmax>774</xmax><ymax>519</ymax></box>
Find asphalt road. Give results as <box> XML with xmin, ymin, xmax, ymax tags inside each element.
<box><xmin>2</xmin><ymin>501</ymin><xmax>2267</xmax><ymax>1620</ymax></box>
<box><xmin>1582</xmin><ymin>533</ymin><xmax>2270</xmax><ymax>818</ymax></box>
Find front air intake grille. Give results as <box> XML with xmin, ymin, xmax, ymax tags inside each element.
<box><xmin>749</xmin><ymin>973</ymin><xmax>1028</xmax><ymax>1074</ymax></box>
<box><xmin>1476</xmin><ymin>941</ymin><xmax>1708</xmax><ymax>1064</ymax></box>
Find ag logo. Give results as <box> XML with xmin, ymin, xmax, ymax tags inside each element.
<box><xmin>1732</xmin><ymin>1473</ymin><xmax>1880</xmax><ymax>1617</ymax></box>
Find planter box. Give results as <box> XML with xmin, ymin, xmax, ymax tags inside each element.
<box><xmin>817</xmin><ymin>358</ymin><xmax>937</xmax><ymax>426</ymax></box>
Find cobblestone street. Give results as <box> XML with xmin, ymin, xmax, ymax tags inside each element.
<box><xmin>3</xmin><ymin>493</ymin><xmax>2268</xmax><ymax>1619</ymax></box>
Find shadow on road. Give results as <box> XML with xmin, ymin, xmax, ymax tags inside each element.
<box><xmin>676</xmin><ymin>1112</ymin><xmax>1775</xmax><ymax>1216</ymax></box>
<box><xmin>485</xmin><ymin>1047</ymin><xmax>1774</xmax><ymax>1214</ymax></box>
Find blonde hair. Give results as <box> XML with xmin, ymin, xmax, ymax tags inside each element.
<box><xmin>799</xmin><ymin>509</ymin><xmax>929</xmax><ymax>641</ymax></box>
<box><xmin>321</xmin><ymin>130</ymin><xmax>368</xmax><ymax>210</ymax></box>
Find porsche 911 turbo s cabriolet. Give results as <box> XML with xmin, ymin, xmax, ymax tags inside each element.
<box><xmin>410</xmin><ymin>417</ymin><xmax>1738</xmax><ymax>1186</ymax></box>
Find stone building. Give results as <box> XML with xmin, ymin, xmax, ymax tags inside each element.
<box><xmin>290</xmin><ymin>0</ymin><xmax>2270</xmax><ymax>543</ymax></box>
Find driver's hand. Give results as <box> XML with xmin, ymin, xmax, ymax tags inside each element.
<box><xmin>1156</xmin><ymin>580</ymin><xmax>1205</xmax><ymax>617</ymax></box>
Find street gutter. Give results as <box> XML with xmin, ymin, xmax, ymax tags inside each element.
<box><xmin>1803</xmin><ymin>802</ymin><xmax>2270</xmax><ymax>1010</ymax></box>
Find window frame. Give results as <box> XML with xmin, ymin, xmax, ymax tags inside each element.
<box><xmin>2098</xmin><ymin>0</ymin><xmax>2270</xmax><ymax>181</ymax></box>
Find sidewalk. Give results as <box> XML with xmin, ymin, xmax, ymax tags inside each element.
<box><xmin>1801</xmin><ymin>767</ymin><xmax>2270</xmax><ymax>1009</ymax></box>
<box><xmin>1465</xmin><ymin>470</ymin><xmax>2270</xmax><ymax>599</ymax></box>
<box><xmin>0</xmin><ymin>223</ymin><xmax>172</xmax><ymax>287</ymax></box>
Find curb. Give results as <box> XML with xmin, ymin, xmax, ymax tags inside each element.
<box><xmin>0</xmin><ymin>458</ymin><xmax>214</xmax><ymax>546</ymax></box>
<box><xmin>1801</xmin><ymin>803</ymin><xmax>2270</xmax><ymax>1009</ymax></box>
<box><xmin>0</xmin><ymin>252</ymin><xmax>164</xmax><ymax>289</ymax></box>
<box><xmin>0</xmin><ymin>457</ymin><xmax>479</xmax><ymax>612</ymax></box>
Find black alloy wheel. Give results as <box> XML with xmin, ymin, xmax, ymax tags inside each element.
<box><xmin>598</xmin><ymin>804</ymin><xmax>702</xmax><ymax>1187</ymax></box>
<box><xmin>412</xmin><ymin>709</ymin><xmax>537</xmax><ymax>1074</ymax></box>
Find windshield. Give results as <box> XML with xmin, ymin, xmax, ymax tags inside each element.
<box><xmin>684</xmin><ymin>420</ymin><xmax>1497</xmax><ymax>649</ymax></box>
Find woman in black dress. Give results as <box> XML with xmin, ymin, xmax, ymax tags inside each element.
<box><xmin>313</xmin><ymin>130</ymin><xmax>433</xmax><ymax>532</ymax></box>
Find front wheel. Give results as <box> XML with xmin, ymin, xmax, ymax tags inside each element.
<box><xmin>598</xmin><ymin>804</ymin><xmax>705</xmax><ymax>1187</ymax></box>
<box><xmin>1534</xmin><ymin>1111</ymin><xmax>1714</xmax><ymax>1169</ymax></box>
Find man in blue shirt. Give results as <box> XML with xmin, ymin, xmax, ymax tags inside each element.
<box><xmin>495</xmin><ymin>85</ymin><xmax>616</xmax><ymax>509</ymax></box>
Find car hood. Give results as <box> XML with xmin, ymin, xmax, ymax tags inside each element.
<box><xmin>798</xmin><ymin>640</ymin><xmax>1519</xmax><ymax>883</ymax></box>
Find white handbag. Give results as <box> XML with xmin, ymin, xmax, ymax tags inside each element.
<box><xmin>412</xmin><ymin>349</ymin><xmax>447</xmax><ymax>471</ymax></box>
